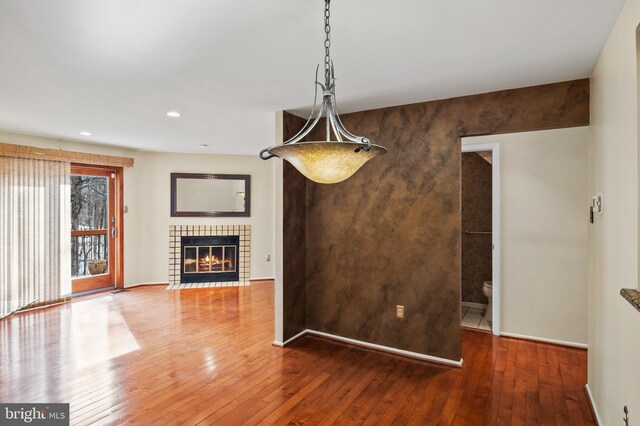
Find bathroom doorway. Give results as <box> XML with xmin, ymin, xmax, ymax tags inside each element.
<box><xmin>460</xmin><ymin>143</ymin><xmax>500</xmax><ymax>335</ymax></box>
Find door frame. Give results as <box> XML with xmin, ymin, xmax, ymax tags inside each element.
<box><xmin>461</xmin><ymin>142</ymin><xmax>501</xmax><ymax>336</ymax></box>
<box><xmin>71</xmin><ymin>163</ymin><xmax>124</xmax><ymax>292</ymax></box>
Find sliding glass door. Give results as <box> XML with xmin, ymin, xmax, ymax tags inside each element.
<box><xmin>70</xmin><ymin>165</ymin><xmax>116</xmax><ymax>293</ymax></box>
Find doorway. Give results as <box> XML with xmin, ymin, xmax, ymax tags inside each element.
<box><xmin>460</xmin><ymin>143</ymin><xmax>500</xmax><ymax>336</ymax></box>
<box><xmin>71</xmin><ymin>164</ymin><xmax>123</xmax><ymax>294</ymax></box>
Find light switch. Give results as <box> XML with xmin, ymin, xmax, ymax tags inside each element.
<box><xmin>592</xmin><ymin>193</ymin><xmax>603</xmax><ymax>215</ymax></box>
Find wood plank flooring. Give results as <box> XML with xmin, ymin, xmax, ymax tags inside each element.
<box><xmin>0</xmin><ymin>283</ymin><xmax>595</xmax><ymax>425</ymax></box>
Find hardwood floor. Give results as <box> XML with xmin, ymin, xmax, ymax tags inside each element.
<box><xmin>0</xmin><ymin>283</ymin><xmax>595</xmax><ymax>425</ymax></box>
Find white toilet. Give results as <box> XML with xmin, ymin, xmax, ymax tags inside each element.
<box><xmin>482</xmin><ymin>281</ymin><xmax>493</xmax><ymax>323</ymax></box>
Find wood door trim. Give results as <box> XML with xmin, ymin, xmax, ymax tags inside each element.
<box><xmin>71</xmin><ymin>229</ymin><xmax>108</xmax><ymax>236</ymax></box>
<box><xmin>71</xmin><ymin>165</ymin><xmax>113</xmax><ymax>177</ymax></box>
<box><xmin>115</xmin><ymin>166</ymin><xmax>124</xmax><ymax>289</ymax></box>
<box><xmin>71</xmin><ymin>163</ymin><xmax>125</xmax><ymax>291</ymax></box>
<box><xmin>73</xmin><ymin>275</ymin><xmax>114</xmax><ymax>294</ymax></box>
<box><xmin>71</xmin><ymin>165</ymin><xmax>115</xmax><ymax>292</ymax></box>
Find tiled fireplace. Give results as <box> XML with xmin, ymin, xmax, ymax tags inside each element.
<box><xmin>168</xmin><ymin>225</ymin><xmax>250</xmax><ymax>289</ymax></box>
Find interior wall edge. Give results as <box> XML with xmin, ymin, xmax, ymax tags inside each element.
<box><xmin>587</xmin><ymin>0</ymin><xmax>640</xmax><ymax>422</ymax></box>
<box><xmin>585</xmin><ymin>384</ymin><xmax>604</xmax><ymax>426</ymax></box>
<box><xmin>281</xmin><ymin>112</ymin><xmax>310</xmax><ymax>341</ymax></box>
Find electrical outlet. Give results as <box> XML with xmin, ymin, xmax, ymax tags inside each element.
<box><xmin>396</xmin><ymin>305</ymin><xmax>405</xmax><ymax>319</ymax></box>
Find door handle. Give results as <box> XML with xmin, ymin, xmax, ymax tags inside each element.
<box><xmin>111</xmin><ymin>227</ymin><xmax>116</xmax><ymax>238</ymax></box>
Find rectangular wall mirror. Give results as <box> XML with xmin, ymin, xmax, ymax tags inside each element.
<box><xmin>170</xmin><ymin>173</ymin><xmax>250</xmax><ymax>217</ymax></box>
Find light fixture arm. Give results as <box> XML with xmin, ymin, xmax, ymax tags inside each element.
<box><xmin>258</xmin><ymin>71</ymin><xmax>326</xmax><ymax>160</ymax></box>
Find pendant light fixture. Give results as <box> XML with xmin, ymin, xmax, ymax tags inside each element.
<box><xmin>259</xmin><ymin>0</ymin><xmax>387</xmax><ymax>184</ymax></box>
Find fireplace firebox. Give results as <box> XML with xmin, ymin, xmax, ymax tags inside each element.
<box><xmin>180</xmin><ymin>235</ymin><xmax>239</xmax><ymax>283</ymax></box>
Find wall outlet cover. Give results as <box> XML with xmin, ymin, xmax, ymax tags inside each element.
<box><xmin>592</xmin><ymin>193</ymin><xmax>603</xmax><ymax>214</ymax></box>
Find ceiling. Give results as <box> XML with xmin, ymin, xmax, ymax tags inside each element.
<box><xmin>0</xmin><ymin>0</ymin><xmax>625</xmax><ymax>155</ymax></box>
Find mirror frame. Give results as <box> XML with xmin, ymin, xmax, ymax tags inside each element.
<box><xmin>170</xmin><ymin>173</ymin><xmax>251</xmax><ymax>217</ymax></box>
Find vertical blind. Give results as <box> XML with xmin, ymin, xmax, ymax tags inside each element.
<box><xmin>0</xmin><ymin>157</ymin><xmax>71</xmax><ymax>318</ymax></box>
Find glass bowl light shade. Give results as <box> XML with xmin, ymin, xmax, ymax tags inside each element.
<box><xmin>268</xmin><ymin>141</ymin><xmax>387</xmax><ymax>184</ymax></box>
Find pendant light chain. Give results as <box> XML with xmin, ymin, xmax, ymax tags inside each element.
<box><xmin>324</xmin><ymin>0</ymin><xmax>331</xmax><ymax>85</ymax></box>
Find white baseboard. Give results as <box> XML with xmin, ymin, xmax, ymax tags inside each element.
<box><xmin>276</xmin><ymin>329</ymin><xmax>463</xmax><ymax>368</ymax></box>
<box><xmin>273</xmin><ymin>329</ymin><xmax>308</xmax><ymax>347</ymax></box>
<box><xmin>124</xmin><ymin>282</ymin><xmax>166</xmax><ymax>288</ymax></box>
<box><xmin>461</xmin><ymin>301</ymin><xmax>487</xmax><ymax>309</ymax></box>
<box><xmin>585</xmin><ymin>384</ymin><xmax>602</xmax><ymax>425</ymax></box>
<box><xmin>500</xmin><ymin>332</ymin><xmax>588</xmax><ymax>349</ymax></box>
<box><xmin>250</xmin><ymin>277</ymin><xmax>275</xmax><ymax>281</ymax></box>
<box><xmin>283</xmin><ymin>329</ymin><xmax>308</xmax><ymax>346</ymax></box>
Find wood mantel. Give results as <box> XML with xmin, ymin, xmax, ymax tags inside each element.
<box><xmin>0</xmin><ymin>142</ymin><xmax>134</xmax><ymax>168</ymax></box>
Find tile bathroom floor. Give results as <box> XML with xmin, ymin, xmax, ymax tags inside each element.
<box><xmin>462</xmin><ymin>305</ymin><xmax>492</xmax><ymax>331</ymax></box>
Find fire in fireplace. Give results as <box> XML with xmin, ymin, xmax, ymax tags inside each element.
<box><xmin>184</xmin><ymin>245</ymin><xmax>236</xmax><ymax>273</ymax></box>
<box><xmin>180</xmin><ymin>235</ymin><xmax>239</xmax><ymax>283</ymax></box>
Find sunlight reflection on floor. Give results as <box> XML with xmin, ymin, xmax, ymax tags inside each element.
<box><xmin>69</xmin><ymin>295</ymin><xmax>140</xmax><ymax>370</ymax></box>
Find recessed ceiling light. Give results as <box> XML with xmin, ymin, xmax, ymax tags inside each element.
<box><xmin>166</xmin><ymin>111</ymin><xmax>181</xmax><ymax>118</ymax></box>
<box><xmin>79</xmin><ymin>131</ymin><xmax>92</xmax><ymax>136</ymax></box>
<box><xmin>200</xmin><ymin>144</ymin><xmax>209</xmax><ymax>148</ymax></box>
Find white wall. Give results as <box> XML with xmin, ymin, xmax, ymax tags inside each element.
<box><xmin>132</xmin><ymin>150</ymin><xmax>275</xmax><ymax>284</ymax></box>
<box><xmin>464</xmin><ymin>127</ymin><xmax>589</xmax><ymax>346</ymax></box>
<box><xmin>0</xmin><ymin>130</ymin><xmax>276</xmax><ymax>286</ymax></box>
<box><xmin>588</xmin><ymin>0</ymin><xmax>640</xmax><ymax>423</ymax></box>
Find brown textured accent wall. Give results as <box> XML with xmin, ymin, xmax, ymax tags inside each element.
<box><xmin>282</xmin><ymin>112</ymin><xmax>308</xmax><ymax>340</ymax></box>
<box><xmin>461</xmin><ymin>152</ymin><xmax>492</xmax><ymax>304</ymax></box>
<box><xmin>284</xmin><ymin>79</ymin><xmax>589</xmax><ymax>360</ymax></box>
